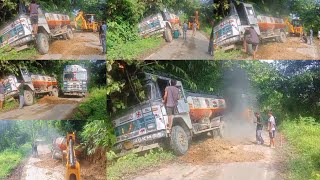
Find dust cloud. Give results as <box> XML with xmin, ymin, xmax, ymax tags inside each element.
<box><xmin>222</xmin><ymin>63</ymin><xmax>259</xmax><ymax>142</ymax></box>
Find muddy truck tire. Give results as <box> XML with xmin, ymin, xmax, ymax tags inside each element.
<box><xmin>52</xmin><ymin>88</ymin><xmax>59</xmax><ymax>97</ymax></box>
<box><xmin>66</xmin><ymin>27</ymin><xmax>74</xmax><ymax>40</ymax></box>
<box><xmin>24</xmin><ymin>90</ymin><xmax>34</xmax><ymax>106</ymax></box>
<box><xmin>279</xmin><ymin>31</ymin><xmax>287</xmax><ymax>43</ymax></box>
<box><xmin>36</xmin><ymin>33</ymin><xmax>49</xmax><ymax>54</ymax></box>
<box><xmin>170</xmin><ymin>125</ymin><xmax>189</xmax><ymax>156</ymax></box>
<box><xmin>164</xmin><ymin>28</ymin><xmax>173</xmax><ymax>42</ymax></box>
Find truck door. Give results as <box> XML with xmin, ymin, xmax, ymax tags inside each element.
<box><xmin>243</xmin><ymin>3</ymin><xmax>258</xmax><ymax>25</ymax></box>
<box><xmin>176</xmin><ymin>82</ymin><xmax>190</xmax><ymax>114</ymax></box>
<box><xmin>20</xmin><ymin>67</ymin><xmax>32</xmax><ymax>83</ymax></box>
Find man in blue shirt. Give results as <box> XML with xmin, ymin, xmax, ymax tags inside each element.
<box><xmin>100</xmin><ymin>21</ymin><xmax>106</xmax><ymax>54</ymax></box>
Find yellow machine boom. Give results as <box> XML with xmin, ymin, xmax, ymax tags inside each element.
<box><xmin>188</xmin><ymin>11</ymin><xmax>200</xmax><ymax>30</ymax></box>
<box><xmin>285</xmin><ymin>18</ymin><xmax>303</xmax><ymax>36</ymax></box>
<box><xmin>74</xmin><ymin>11</ymin><xmax>98</xmax><ymax>32</ymax></box>
<box><xmin>66</xmin><ymin>132</ymin><xmax>81</xmax><ymax>180</ymax></box>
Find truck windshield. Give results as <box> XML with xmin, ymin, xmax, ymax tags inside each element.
<box><xmin>0</xmin><ymin>24</ymin><xmax>24</xmax><ymax>45</ymax></box>
<box><xmin>63</xmin><ymin>72</ymin><xmax>87</xmax><ymax>81</ymax></box>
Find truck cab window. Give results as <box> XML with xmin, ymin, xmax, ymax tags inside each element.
<box><xmin>235</xmin><ymin>3</ymin><xmax>249</xmax><ymax>25</ymax></box>
<box><xmin>156</xmin><ymin>78</ymin><xmax>170</xmax><ymax>98</ymax></box>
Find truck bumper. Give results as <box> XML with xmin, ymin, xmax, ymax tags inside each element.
<box><xmin>10</xmin><ymin>34</ymin><xmax>33</xmax><ymax>49</ymax></box>
<box><xmin>113</xmin><ymin>130</ymin><xmax>167</xmax><ymax>156</ymax></box>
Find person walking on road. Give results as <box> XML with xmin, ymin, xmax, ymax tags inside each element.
<box><xmin>183</xmin><ymin>21</ymin><xmax>188</xmax><ymax>40</ymax></box>
<box><xmin>0</xmin><ymin>79</ymin><xmax>5</xmax><ymax>110</ymax></box>
<box><xmin>254</xmin><ymin>112</ymin><xmax>264</xmax><ymax>145</ymax></box>
<box><xmin>267</xmin><ymin>111</ymin><xmax>276</xmax><ymax>148</ymax></box>
<box><xmin>208</xmin><ymin>20</ymin><xmax>215</xmax><ymax>56</ymax></box>
<box><xmin>29</xmin><ymin>0</ymin><xmax>40</xmax><ymax>35</ymax></box>
<box><xmin>309</xmin><ymin>29</ymin><xmax>313</xmax><ymax>45</ymax></box>
<box><xmin>163</xmin><ymin>80</ymin><xmax>180</xmax><ymax>132</ymax></box>
<box><xmin>32</xmin><ymin>141</ymin><xmax>38</xmax><ymax>157</ymax></box>
<box><xmin>18</xmin><ymin>80</ymin><xmax>25</xmax><ymax>109</ymax></box>
<box><xmin>100</xmin><ymin>21</ymin><xmax>107</xmax><ymax>54</ymax></box>
<box><xmin>192</xmin><ymin>21</ymin><xmax>197</xmax><ymax>37</ymax></box>
<box><xmin>243</xmin><ymin>26</ymin><xmax>260</xmax><ymax>59</ymax></box>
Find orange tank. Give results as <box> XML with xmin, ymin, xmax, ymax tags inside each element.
<box><xmin>45</xmin><ymin>13</ymin><xmax>71</xmax><ymax>29</ymax></box>
<box><xmin>53</xmin><ymin>137</ymin><xmax>81</xmax><ymax>156</ymax></box>
<box><xmin>187</xmin><ymin>95</ymin><xmax>226</xmax><ymax>122</ymax></box>
<box><xmin>31</xmin><ymin>75</ymin><xmax>58</xmax><ymax>89</ymax></box>
<box><xmin>257</xmin><ymin>15</ymin><xmax>286</xmax><ymax>32</ymax></box>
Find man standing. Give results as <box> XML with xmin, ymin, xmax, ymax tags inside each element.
<box><xmin>208</xmin><ymin>20</ymin><xmax>215</xmax><ymax>56</ymax></box>
<box><xmin>267</xmin><ymin>111</ymin><xmax>276</xmax><ymax>148</ymax></box>
<box><xmin>32</xmin><ymin>141</ymin><xmax>38</xmax><ymax>157</ymax></box>
<box><xmin>18</xmin><ymin>80</ymin><xmax>25</xmax><ymax>109</ymax></box>
<box><xmin>192</xmin><ymin>21</ymin><xmax>197</xmax><ymax>37</ymax></box>
<box><xmin>29</xmin><ymin>0</ymin><xmax>40</xmax><ymax>35</ymax></box>
<box><xmin>163</xmin><ymin>80</ymin><xmax>180</xmax><ymax>131</ymax></box>
<box><xmin>183</xmin><ymin>21</ymin><xmax>188</xmax><ymax>40</ymax></box>
<box><xmin>254</xmin><ymin>112</ymin><xmax>264</xmax><ymax>145</ymax></box>
<box><xmin>0</xmin><ymin>79</ymin><xmax>5</xmax><ymax>110</ymax></box>
<box><xmin>100</xmin><ymin>21</ymin><xmax>107</xmax><ymax>54</ymax></box>
<box><xmin>309</xmin><ymin>29</ymin><xmax>313</xmax><ymax>45</ymax></box>
<box><xmin>243</xmin><ymin>26</ymin><xmax>260</xmax><ymax>59</ymax></box>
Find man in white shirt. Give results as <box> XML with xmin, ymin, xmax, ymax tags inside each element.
<box><xmin>268</xmin><ymin>111</ymin><xmax>276</xmax><ymax>148</ymax></box>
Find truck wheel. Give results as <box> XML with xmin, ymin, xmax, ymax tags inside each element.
<box><xmin>36</xmin><ymin>33</ymin><xmax>49</xmax><ymax>54</ymax></box>
<box><xmin>279</xmin><ymin>31</ymin><xmax>286</xmax><ymax>43</ymax></box>
<box><xmin>66</xmin><ymin>28</ymin><xmax>74</xmax><ymax>40</ymax></box>
<box><xmin>52</xmin><ymin>88</ymin><xmax>59</xmax><ymax>97</ymax></box>
<box><xmin>164</xmin><ymin>28</ymin><xmax>173</xmax><ymax>42</ymax></box>
<box><xmin>170</xmin><ymin>125</ymin><xmax>189</xmax><ymax>156</ymax></box>
<box><xmin>24</xmin><ymin>90</ymin><xmax>34</xmax><ymax>106</ymax></box>
<box><xmin>246</xmin><ymin>44</ymin><xmax>254</xmax><ymax>55</ymax></box>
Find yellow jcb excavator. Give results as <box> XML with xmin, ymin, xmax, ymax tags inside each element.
<box><xmin>285</xmin><ymin>18</ymin><xmax>303</xmax><ymax>36</ymax></box>
<box><xmin>74</xmin><ymin>10</ymin><xmax>98</xmax><ymax>32</ymax></box>
<box><xmin>66</xmin><ymin>132</ymin><xmax>81</xmax><ymax>180</ymax></box>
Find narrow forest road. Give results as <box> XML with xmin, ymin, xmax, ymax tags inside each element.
<box><xmin>0</xmin><ymin>96</ymin><xmax>82</xmax><ymax>120</ymax></box>
<box><xmin>7</xmin><ymin>144</ymin><xmax>65</xmax><ymax>180</ymax></box>
<box><xmin>145</xmin><ymin>30</ymin><xmax>213</xmax><ymax>60</ymax></box>
<box><xmin>37</xmin><ymin>32</ymin><xmax>106</xmax><ymax>60</ymax></box>
<box><xmin>6</xmin><ymin>143</ymin><xmax>106</xmax><ymax>180</ymax></box>
<box><xmin>131</xmin><ymin>130</ymin><xmax>285</xmax><ymax>180</ymax></box>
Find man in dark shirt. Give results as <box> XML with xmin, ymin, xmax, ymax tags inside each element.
<box><xmin>18</xmin><ymin>80</ymin><xmax>25</xmax><ymax>109</ymax></box>
<box><xmin>29</xmin><ymin>0</ymin><xmax>40</xmax><ymax>35</ymax></box>
<box><xmin>243</xmin><ymin>26</ymin><xmax>260</xmax><ymax>59</ymax></box>
<box><xmin>255</xmin><ymin>112</ymin><xmax>264</xmax><ymax>145</ymax></box>
<box><xmin>163</xmin><ymin>80</ymin><xmax>179</xmax><ymax>131</ymax></box>
<box><xmin>0</xmin><ymin>79</ymin><xmax>5</xmax><ymax>109</ymax></box>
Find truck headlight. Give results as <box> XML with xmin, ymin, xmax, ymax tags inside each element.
<box><xmin>18</xmin><ymin>31</ymin><xmax>24</xmax><ymax>36</ymax></box>
<box><xmin>147</xmin><ymin>123</ymin><xmax>156</xmax><ymax>130</ymax></box>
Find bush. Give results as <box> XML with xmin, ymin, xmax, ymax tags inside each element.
<box><xmin>281</xmin><ymin>116</ymin><xmax>320</xmax><ymax>179</ymax></box>
<box><xmin>73</xmin><ymin>87</ymin><xmax>106</xmax><ymax>121</ymax></box>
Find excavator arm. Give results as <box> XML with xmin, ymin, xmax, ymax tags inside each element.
<box><xmin>74</xmin><ymin>11</ymin><xmax>88</xmax><ymax>30</ymax></box>
<box><xmin>66</xmin><ymin>132</ymin><xmax>81</xmax><ymax>180</ymax></box>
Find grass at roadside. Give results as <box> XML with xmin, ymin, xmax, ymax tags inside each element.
<box><xmin>214</xmin><ymin>48</ymin><xmax>248</xmax><ymax>60</ymax></box>
<box><xmin>281</xmin><ymin>117</ymin><xmax>320</xmax><ymax>180</ymax></box>
<box><xmin>0</xmin><ymin>100</ymin><xmax>18</xmax><ymax>113</ymax></box>
<box><xmin>107</xmin><ymin>149</ymin><xmax>175</xmax><ymax>180</ymax></box>
<box><xmin>106</xmin><ymin>37</ymin><xmax>163</xmax><ymax>60</ymax></box>
<box><xmin>0</xmin><ymin>46</ymin><xmax>37</xmax><ymax>60</ymax></box>
<box><xmin>0</xmin><ymin>143</ymin><xmax>31</xmax><ymax>179</ymax></box>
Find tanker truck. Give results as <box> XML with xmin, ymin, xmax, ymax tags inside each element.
<box><xmin>62</xmin><ymin>65</ymin><xmax>88</xmax><ymax>97</ymax></box>
<box><xmin>0</xmin><ymin>7</ymin><xmax>73</xmax><ymax>54</ymax></box>
<box><xmin>138</xmin><ymin>10</ymin><xmax>182</xmax><ymax>42</ymax></box>
<box><xmin>111</xmin><ymin>72</ymin><xmax>226</xmax><ymax>157</ymax></box>
<box><xmin>213</xmin><ymin>1</ymin><xmax>287</xmax><ymax>54</ymax></box>
<box><xmin>3</xmin><ymin>67</ymin><xmax>59</xmax><ymax>106</ymax></box>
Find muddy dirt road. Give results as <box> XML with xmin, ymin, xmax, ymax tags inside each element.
<box><xmin>0</xmin><ymin>96</ymin><xmax>82</xmax><ymax>120</ymax></box>
<box><xmin>244</xmin><ymin>37</ymin><xmax>319</xmax><ymax>60</ymax></box>
<box><xmin>131</xmin><ymin>131</ymin><xmax>285</xmax><ymax>180</ymax></box>
<box><xmin>7</xmin><ymin>144</ymin><xmax>105</xmax><ymax>180</ymax></box>
<box><xmin>37</xmin><ymin>32</ymin><xmax>106</xmax><ymax>60</ymax></box>
<box><xmin>145</xmin><ymin>30</ymin><xmax>213</xmax><ymax>60</ymax></box>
